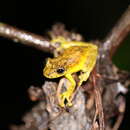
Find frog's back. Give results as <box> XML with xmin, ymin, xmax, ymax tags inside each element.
<box><xmin>61</xmin><ymin>44</ymin><xmax>97</xmax><ymax>60</ymax></box>
<box><xmin>58</xmin><ymin>44</ymin><xmax>98</xmax><ymax>73</ymax></box>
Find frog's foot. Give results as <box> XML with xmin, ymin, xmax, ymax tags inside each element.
<box><xmin>59</xmin><ymin>91</ymin><xmax>72</xmax><ymax>107</ymax></box>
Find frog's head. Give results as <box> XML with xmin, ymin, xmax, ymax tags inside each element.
<box><xmin>43</xmin><ymin>58</ymin><xmax>66</xmax><ymax>78</ymax></box>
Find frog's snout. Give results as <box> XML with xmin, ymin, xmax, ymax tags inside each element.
<box><xmin>43</xmin><ymin>68</ymin><xmax>54</xmax><ymax>78</ymax></box>
<box><xmin>43</xmin><ymin>68</ymin><xmax>50</xmax><ymax>78</ymax></box>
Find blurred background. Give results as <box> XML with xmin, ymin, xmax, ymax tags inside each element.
<box><xmin>0</xmin><ymin>0</ymin><xmax>130</xmax><ymax>130</ymax></box>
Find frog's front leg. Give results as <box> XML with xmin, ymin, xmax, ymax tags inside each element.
<box><xmin>59</xmin><ymin>74</ymin><xmax>76</xmax><ymax>107</ymax></box>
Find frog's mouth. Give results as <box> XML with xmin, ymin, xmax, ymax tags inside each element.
<box><xmin>43</xmin><ymin>68</ymin><xmax>65</xmax><ymax>79</ymax></box>
<box><xmin>43</xmin><ymin>70</ymin><xmax>60</xmax><ymax>78</ymax></box>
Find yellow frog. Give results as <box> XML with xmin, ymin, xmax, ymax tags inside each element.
<box><xmin>43</xmin><ymin>37</ymin><xmax>98</xmax><ymax>107</ymax></box>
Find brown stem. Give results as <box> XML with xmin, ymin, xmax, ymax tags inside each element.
<box><xmin>103</xmin><ymin>6</ymin><xmax>130</xmax><ymax>58</ymax></box>
<box><xmin>0</xmin><ymin>23</ymin><xmax>54</xmax><ymax>52</ymax></box>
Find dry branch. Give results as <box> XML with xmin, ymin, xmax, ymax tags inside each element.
<box><xmin>0</xmin><ymin>23</ymin><xmax>54</xmax><ymax>52</ymax></box>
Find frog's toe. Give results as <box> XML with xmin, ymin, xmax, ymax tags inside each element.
<box><xmin>59</xmin><ymin>92</ymin><xmax>72</xmax><ymax>107</ymax></box>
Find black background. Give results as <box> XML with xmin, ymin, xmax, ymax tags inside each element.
<box><xmin>0</xmin><ymin>0</ymin><xmax>130</xmax><ymax>130</ymax></box>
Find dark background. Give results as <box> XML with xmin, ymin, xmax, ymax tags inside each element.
<box><xmin>0</xmin><ymin>0</ymin><xmax>130</xmax><ymax>130</ymax></box>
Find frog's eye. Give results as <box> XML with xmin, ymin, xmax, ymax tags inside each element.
<box><xmin>56</xmin><ymin>68</ymin><xmax>65</xmax><ymax>74</ymax></box>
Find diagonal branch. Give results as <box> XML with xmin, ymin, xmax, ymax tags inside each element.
<box><xmin>103</xmin><ymin>6</ymin><xmax>130</xmax><ymax>58</ymax></box>
<box><xmin>0</xmin><ymin>23</ymin><xmax>54</xmax><ymax>52</ymax></box>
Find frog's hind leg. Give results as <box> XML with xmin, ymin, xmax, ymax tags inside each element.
<box><xmin>78</xmin><ymin>71</ymin><xmax>91</xmax><ymax>87</ymax></box>
<box><xmin>78</xmin><ymin>52</ymin><xmax>97</xmax><ymax>87</ymax></box>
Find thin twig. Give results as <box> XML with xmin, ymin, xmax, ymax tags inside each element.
<box><xmin>92</xmin><ymin>68</ymin><xmax>104</xmax><ymax>130</ymax></box>
<box><xmin>112</xmin><ymin>114</ymin><xmax>124</xmax><ymax>130</ymax></box>
<box><xmin>0</xmin><ymin>23</ymin><xmax>54</xmax><ymax>52</ymax></box>
<box><xmin>103</xmin><ymin>6</ymin><xmax>130</xmax><ymax>57</ymax></box>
